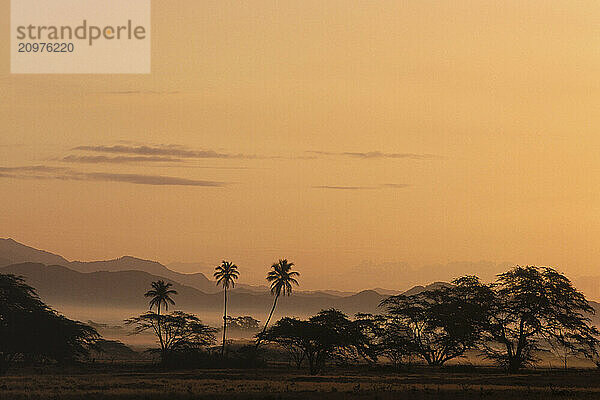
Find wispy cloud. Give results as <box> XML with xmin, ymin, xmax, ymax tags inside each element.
<box><xmin>381</xmin><ymin>183</ymin><xmax>411</xmax><ymax>189</ymax></box>
<box><xmin>0</xmin><ymin>165</ymin><xmax>67</xmax><ymax>173</ymax></box>
<box><xmin>313</xmin><ymin>183</ymin><xmax>411</xmax><ymax>190</ymax></box>
<box><xmin>306</xmin><ymin>150</ymin><xmax>439</xmax><ymax>160</ymax></box>
<box><xmin>100</xmin><ymin>90</ymin><xmax>180</xmax><ymax>95</ymax></box>
<box><xmin>61</xmin><ymin>155</ymin><xmax>182</xmax><ymax>164</ymax></box>
<box><xmin>313</xmin><ymin>185</ymin><xmax>374</xmax><ymax>190</ymax></box>
<box><xmin>0</xmin><ymin>166</ymin><xmax>225</xmax><ymax>187</ymax></box>
<box><xmin>72</xmin><ymin>172</ymin><xmax>224</xmax><ymax>187</ymax></box>
<box><xmin>72</xmin><ymin>144</ymin><xmax>260</xmax><ymax>160</ymax></box>
<box><xmin>344</xmin><ymin>151</ymin><xmax>438</xmax><ymax>159</ymax></box>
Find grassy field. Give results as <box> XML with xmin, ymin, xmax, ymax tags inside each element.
<box><xmin>2</xmin><ymin>364</ymin><xmax>600</xmax><ymax>399</ymax></box>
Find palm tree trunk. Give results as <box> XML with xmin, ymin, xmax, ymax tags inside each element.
<box><xmin>157</xmin><ymin>304</ymin><xmax>162</xmax><ymax>347</ymax></box>
<box><xmin>222</xmin><ymin>287</ymin><xmax>227</xmax><ymax>356</ymax></box>
<box><xmin>157</xmin><ymin>304</ymin><xmax>165</xmax><ymax>359</ymax></box>
<box><xmin>257</xmin><ymin>294</ymin><xmax>279</xmax><ymax>347</ymax></box>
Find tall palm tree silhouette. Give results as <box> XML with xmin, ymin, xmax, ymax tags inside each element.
<box><xmin>259</xmin><ymin>259</ymin><xmax>299</xmax><ymax>342</ymax></box>
<box><xmin>144</xmin><ymin>280</ymin><xmax>177</xmax><ymax>351</ymax></box>
<box><xmin>214</xmin><ymin>260</ymin><xmax>239</xmax><ymax>355</ymax></box>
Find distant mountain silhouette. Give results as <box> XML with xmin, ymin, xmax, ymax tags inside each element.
<box><xmin>3</xmin><ymin>261</ymin><xmax>599</xmax><ymax>328</ymax></box>
<box><xmin>0</xmin><ymin>238</ymin><xmax>69</xmax><ymax>266</ymax></box>
<box><xmin>0</xmin><ymin>239</ymin><xmax>407</xmax><ymax>297</ymax></box>
<box><xmin>0</xmin><ymin>263</ymin><xmax>388</xmax><ymax>319</ymax></box>
<box><xmin>0</xmin><ymin>238</ymin><xmax>286</xmax><ymax>295</ymax></box>
<box><xmin>371</xmin><ymin>288</ymin><xmax>403</xmax><ymax>296</ymax></box>
<box><xmin>3</xmin><ymin>238</ymin><xmax>598</xmax><ymax>305</ymax></box>
<box><xmin>589</xmin><ymin>301</ymin><xmax>600</xmax><ymax>326</ymax></box>
<box><xmin>69</xmin><ymin>256</ymin><xmax>216</xmax><ymax>293</ymax></box>
<box><xmin>573</xmin><ymin>276</ymin><xmax>600</xmax><ymax>302</ymax></box>
<box><xmin>0</xmin><ymin>238</ymin><xmax>220</xmax><ymax>293</ymax></box>
<box><xmin>0</xmin><ymin>239</ymin><xmax>480</xmax><ymax>297</ymax></box>
<box><xmin>401</xmin><ymin>282</ymin><xmax>452</xmax><ymax>296</ymax></box>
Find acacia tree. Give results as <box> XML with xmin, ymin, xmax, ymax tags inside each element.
<box><xmin>214</xmin><ymin>261</ymin><xmax>239</xmax><ymax>355</ymax></box>
<box><xmin>126</xmin><ymin>311</ymin><xmax>216</xmax><ymax>363</ymax></box>
<box><xmin>0</xmin><ymin>274</ymin><xmax>99</xmax><ymax>374</ymax></box>
<box><xmin>380</xmin><ymin>279</ymin><xmax>488</xmax><ymax>366</ymax></box>
<box><xmin>477</xmin><ymin>266</ymin><xmax>599</xmax><ymax>372</ymax></box>
<box><xmin>352</xmin><ymin>313</ymin><xmax>406</xmax><ymax>365</ymax></box>
<box><xmin>257</xmin><ymin>259</ymin><xmax>299</xmax><ymax>345</ymax></box>
<box><xmin>261</xmin><ymin>309</ymin><xmax>375</xmax><ymax>374</ymax></box>
<box><xmin>134</xmin><ymin>280</ymin><xmax>215</xmax><ymax>363</ymax></box>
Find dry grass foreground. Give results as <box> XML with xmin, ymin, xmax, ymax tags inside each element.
<box><xmin>2</xmin><ymin>365</ymin><xmax>600</xmax><ymax>399</ymax></box>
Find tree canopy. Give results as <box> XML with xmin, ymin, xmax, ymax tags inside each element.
<box><xmin>0</xmin><ymin>274</ymin><xmax>99</xmax><ymax>374</ymax></box>
<box><xmin>126</xmin><ymin>311</ymin><xmax>216</xmax><ymax>362</ymax></box>
<box><xmin>261</xmin><ymin>308</ymin><xmax>375</xmax><ymax>374</ymax></box>
<box><xmin>380</xmin><ymin>278</ymin><xmax>489</xmax><ymax>366</ymax></box>
<box><xmin>145</xmin><ymin>280</ymin><xmax>178</xmax><ymax>314</ymax></box>
<box><xmin>476</xmin><ymin>266</ymin><xmax>599</xmax><ymax>371</ymax></box>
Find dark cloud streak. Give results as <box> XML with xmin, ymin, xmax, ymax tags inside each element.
<box><xmin>306</xmin><ymin>150</ymin><xmax>439</xmax><ymax>160</ymax></box>
<box><xmin>314</xmin><ymin>183</ymin><xmax>411</xmax><ymax>190</ymax></box>
<box><xmin>313</xmin><ymin>185</ymin><xmax>373</xmax><ymax>190</ymax></box>
<box><xmin>61</xmin><ymin>155</ymin><xmax>182</xmax><ymax>164</ymax></box>
<box><xmin>381</xmin><ymin>183</ymin><xmax>411</xmax><ymax>188</ymax></box>
<box><xmin>0</xmin><ymin>166</ymin><xmax>225</xmax><ymax>187</ymax></box>
<box><xmin>73</xmin><ymin>172</ymin><xmax>224</xmax><ymax>187</ymax></box>
<box><xmin>73</xmin><ymin>145</ymin><xmax>259</xmax><ymax>160</ymax></box>
<box><xmin>101</xmin><ymin>90</ymin><xmax>180</xmax><ymax>95</ymax></box>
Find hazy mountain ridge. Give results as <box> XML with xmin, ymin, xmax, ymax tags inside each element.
<box><xmin>69</xmin><ymin>256</ymin><xmax>216</xmax><ymax>293</ymax></box>
<box><xmin>574</xmin><ymin>276</ymin><xmax>600</xmax><ymax>303</ymax></box>
<box><xmin>0</xmin><ymin>239</ymin><xmax>396</xmax><ymax>296</ymax></box>
<box><xmin>2</xmin><ymin>238</ymin><xmax>599</xmax><ymax>307</ymax></box>
<box><xmin>2</xmin><ymin>256</ymin><xmax>600</xmax><ymax>330</ymax></box>
<box><xmin>0</xmin><ymin>238</ymin><xmax>69</xmax><ymax>266</ymax></box>
<box><xmin>0</xmin><ymin>262</ymin><xmax>388</xmax><ymax>322</ymax></box>
<box><xmin>3</xmin><ymin>262</ymin><xmax>599</xmax><ymax>329</ymax></box>
<box><xmin>0</xmin><ymin>238</ymin><xmax>234</xmax><ymax>294</ymax></box>
<box><xmin>402</xmin><ymin>282</ymin><xmax>452</xmax><ymax>296</ymax></box>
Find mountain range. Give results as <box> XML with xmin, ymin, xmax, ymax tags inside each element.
<box><xmin>0</xmin><ymin>238</ymin><xmax>408</xmax><ymax>323</ymax></box>
<box><xmin>0</xmin><ymin>238</ymin><xmax>251</xmax><ymax>294</ymax></box>
<box><xmin>1</xmin><ymin>238</ymin><xmax>598</xmax><ymax>327</ymax></box>
<box><xmin>0</xmin><ymin>261</ymin><xmax>400</xmax><ymax>326</ymax></box>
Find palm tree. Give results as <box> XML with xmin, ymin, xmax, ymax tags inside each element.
<box><xmin>144</xmin><ymin>280</ymin><xmax>178</xmax><ymax>351</ymax></box>
<box><xmin>258</xmin><ymin>259</ymin><xmax>299</xmax><ymax>343</ymax></box>
<box><xmin>214</xmin><ymin>260</ymin><xmax>239</xmax><ymax>355</ymax></box>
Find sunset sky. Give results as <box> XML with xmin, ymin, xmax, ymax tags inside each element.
<box><xmin>2</xmin><ymin>1</ymin><xmax>600</xmax><ymax>290</ymax></box>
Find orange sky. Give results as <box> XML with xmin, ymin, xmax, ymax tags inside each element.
<box><xmin>1</xmin><ymin>1</ymin><xmax>600</xmax><ymax>290</ymax></box>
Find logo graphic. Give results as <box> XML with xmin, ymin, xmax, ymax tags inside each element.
<box><xmin>11</xmin><ymin>0</ymin><xmax>151</xmax><ymax>73</ymax></box>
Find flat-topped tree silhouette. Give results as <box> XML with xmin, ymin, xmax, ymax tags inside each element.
<box><xmin>214</xmin><ymin>260</ymin><xmax>239</xmax><ymax>355</ymax></box>
<box><xmin>144</xmin><ymin>280</ymin><xmax>178</xmax><ymax>352</ymax></box>
<box><xmin>380</xmin><ymin>276</ymin><xmax>490</xmax><ymax>366</ymax></box>
<box><xmin>126</xmin><ymin>311</ymin><xmax>216</xmax><ymax>365</ymax></box>
<box><xmin>475</xmin><ymin>266</ymin><xmax>600</xmax><ymax>372</ymax></box>
<box><xmin>257</xmin><ymin>259</ymin><xmax>299</xmax><ymax>345</ymax></box>
<box><xmin>262</xmin><ymin>309</ymin><xmax>376</xmax><ymax>374</ymax></box>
